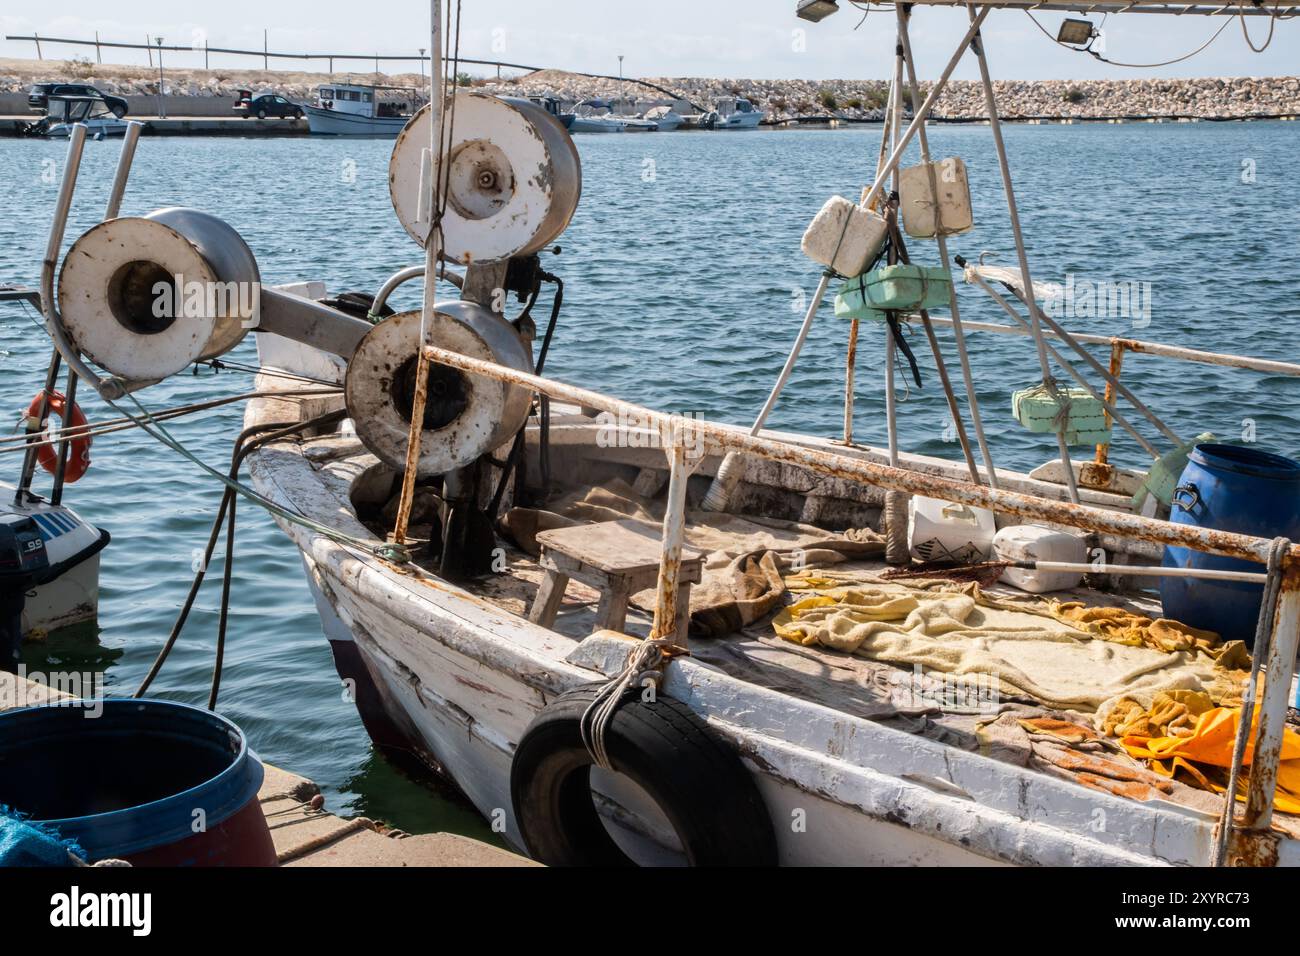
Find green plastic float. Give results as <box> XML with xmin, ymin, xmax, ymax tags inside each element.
<box><xmin>1132</xmin><ymin>432</ymin><xmax>1217</xmax><ymax>510</ymax></box>
<box><xmin>1011</xmin><ymin>383</ymin><xmax>1113</xmax><ymax>446</ymax></box>
<box><xmin>834</xmin><ymin>264</ymin><xmax>952</xmax><ymax>321</ymax></box>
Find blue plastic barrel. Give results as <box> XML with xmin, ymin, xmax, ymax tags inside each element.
<box><xmin>0</xmin><ymin>699</ymin><xmax>275</xmax><ymax>865</ymax></box>
<box><xmin>1161</xmin><ymin>444</ymin><xmax>1300</xmax><ymax>647</ymax></box>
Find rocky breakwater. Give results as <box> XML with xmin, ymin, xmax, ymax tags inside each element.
<box><xmin>485</xmin><ymin>72</ymin><xmax>1300</xmax><ymax>122</ymax></box>
<box><xmin>928</xmin><ymin>76</ymin><xmax>1300</xmax><ymax>120</ymax></box>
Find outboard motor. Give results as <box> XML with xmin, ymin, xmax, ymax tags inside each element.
<box><xmin>0</xmin><ymin>513</ymin><xmax>50</xmax><ymax>673</ymax></box>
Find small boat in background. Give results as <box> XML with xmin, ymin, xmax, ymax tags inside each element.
<box><xmin>528</xmin><ymin>95</ymin><xmax>576</xmax><ymax>130</ymax></box>
<box><xmin>304</xmin><ymin>83</ymin><xmax>421</xmax><ymax>136</ymax></box>
<box><xmin>642</xmin><ymin>105</ymin><xmax>686</xmax><ymax>130</ymax></box>
<box><xmin>569</xmin><ymin>98</ymin><xmax>658</xmax><ymax>132</ymax></box>
<box><xmin>714</xmin><ymin>96</ymin><xmax>764</xmax><ymax>129</ymax></box>
<box><xmin>38</xmin><ymin>94</ymin><xmax>129</xmax><ymax>138</ymax></box>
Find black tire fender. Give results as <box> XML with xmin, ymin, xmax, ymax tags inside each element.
<box><xmin>510</xmin><ymin>684</ymin><xmax>777</xmax><ymax>866</ymax></box>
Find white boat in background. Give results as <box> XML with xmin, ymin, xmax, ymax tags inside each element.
<box><xmin>714</xmin><ymin>96</ymin><xmax>764</xmax><ymax>129</ymax></box>
<box><xmin>569</xmin><ymin>99</ymin><xmax>658</xmax><ymax>132</ymax></box>
<box><xmin>41</xmin><ymin>94</ymin><xmax>129</xmax><ymax>138</ymax></box>
<box><xmin>568</xmin><ymin>114</ymin><xmax>626</xmax><ymax>133</ymax></box>
<box><xmin>304</xmin><ymin>83</ymin><xmax>421</xmax><ymax>136</ymax></box>
<box><xmin>642</xmin><ymin>105</ymin><xmax>686</xmax><ymax>130</ymax></box>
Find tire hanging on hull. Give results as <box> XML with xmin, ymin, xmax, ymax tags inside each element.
<box><xmin>510</xmin><ymin>685</ymin><xmax>778</xmax><ymax>867</ymax></box>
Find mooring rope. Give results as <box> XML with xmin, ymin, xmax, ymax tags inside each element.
<box><xmin>579</xmin><ymin>638</ymin><xmax>684</xmax><ymax>771</ymax></box>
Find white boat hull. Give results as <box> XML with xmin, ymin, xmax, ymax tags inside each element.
<box><xmin>568</xmin><ymin>116</ymin><xmax>627</xmax><ymax>133</ymax></box>
<box><xmin>46</xmin><ymin>118</ymin><xmax>128</xmax><ymax>138</ymax></box>
<box><xmin>304</xmin><ymin>105</ymin><xmax>410</xmax><ymax>136</ymax></box>
<box><xmin>717</xmin><ymin>111</ymin><xmax>763</xmax><ymax>129</ymax></box>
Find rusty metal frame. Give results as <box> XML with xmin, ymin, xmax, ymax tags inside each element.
<box><xmin>423</xmin><ymin>343</ymin><xmax>1299</xmax><ymax>567</ymax></box>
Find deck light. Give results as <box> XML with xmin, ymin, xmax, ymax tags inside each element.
<box><xmin>1056</xmin><ymin>18</ymin><xmax>1097</xmax><ymax>47</ymax></box>
<box><xmin>796</xmin><ymin>0</ymin><xmax>840</xmax><ymax>23</ymax></box>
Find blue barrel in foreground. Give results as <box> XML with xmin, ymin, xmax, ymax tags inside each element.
<box><xmin>0</xmin><ymin>699</ymin><xmax>275</xmax><ymax>866</ymax></box>
<box><xmin>1161</xmin><ymin>444</ymin><xmax>1300</xmax><ymax>647</ymax></box>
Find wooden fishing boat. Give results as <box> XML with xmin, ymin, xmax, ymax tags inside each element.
<box><xmin>235</xmin><ymin>0</ymin><xmax>1300</xmax><ymax>866</ymax></box>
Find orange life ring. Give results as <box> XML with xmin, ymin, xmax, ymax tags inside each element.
<box><xmin>27</xmin><ymin>391</ymin><xmax>92</xmax><ymax>483</ymax></box>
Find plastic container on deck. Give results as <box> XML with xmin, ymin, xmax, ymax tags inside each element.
<box><xmin>837</xmin><ymin>264</ymin><xmax>952</xmax><ymax>318</ymax></box>
<box><xmin>801</xmin><ymin>196</ymin><xmax>889</xmax><ymax>277</ymax></box>
<box><xmin>909</xmin><ymin>496</ymin><xmax>997</xmax><ymax>565</ymax></box>
<box><xmin>899</xmin><ymin>157</ymin><xmax>974</xmax><ymax>239</ymax></box>
<box><xmin>1161</xmin><ymin>444</ymin><xmax>1300</xmax><ymax>647</ymax></box>
<box><xmin>994</xmin><ymin>524</ymin><xmax>1087</xmax><ymax>594</ymax></box>
<box><xmin>0</xmin><ymin>698</ymin><xmax>275</xmax><ymax>866</ymax></box>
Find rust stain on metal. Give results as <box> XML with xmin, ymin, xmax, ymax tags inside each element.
<box><xmin>1094</xmin><ymin>340</ymin><xmax>1125</xmax><ymax>469</ymax></box>
<box><xmin>1282</xmin><ymin>557</ymin><xmax>1300</xmax><ymax>592</ymax></box>
<box><xmin>1225</xmin><ymin>826</ymin><xmax>1281</xmax><ymax>867</ymax></box>
<box><xmin>1079</xmin><ymin>461</ymin><xmax>1115</xmax><ymax>491</ymax></box>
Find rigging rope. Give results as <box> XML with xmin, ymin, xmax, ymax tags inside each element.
<box><xmin>101</xmin><ymin>389</ymin><xmax>405</xmax><ymax>562</ymax></box>
<box><xmin>1240</xmin><ymin>4</ymin><xmax>1278</xmax><ymax>50</ymax></box>
<box><xmin>133</xmin><ymin>411</ymin><xmax>347</xmax><ymax>701</ymax></box>
<box><xmin>1</xmin><ymin>388</ymin><xmax>340</xmax><ymax>453</ymax></box>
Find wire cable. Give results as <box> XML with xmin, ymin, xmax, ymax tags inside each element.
<box><xmin>134</xmin><ymin>411</ymin><xmax>347</xmax><ymax>701</ymax></box>
<box><xmin>1240</xmin><ymin>4</ymin><xmax>1278</xmax><ymax>50</ymax></box>
<box><xmin>0</xmin><ymin>388</ymin><xmax>340</xmax><ymax>453</ymax></box>
<box><xmin>1025</xmin><ymin>9</ymin><xmax>1234</xmax><ymax>68</ymax></box>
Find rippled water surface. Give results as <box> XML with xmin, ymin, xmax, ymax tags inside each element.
<box><xmin>1</xmin><ymin>122</ymin><xmax>1297</xmax><ymax>836</ymax></box>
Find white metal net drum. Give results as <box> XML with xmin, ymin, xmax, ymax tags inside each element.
<box><xmin>389</xmin><ymin>93</ymin><xmax>581</xmax><ymax>264</ymax></box>
<box><xmin>345</xmin><ymin>304</ymin><xmax>534</xmax><ymax>476</ymax></box>
<box><xmin>57</xmin><ymin>207</ymin><xmax>259</xmax><ymax>381</ymax></box>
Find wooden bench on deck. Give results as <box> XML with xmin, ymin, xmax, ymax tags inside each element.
<box><xmin>528</xmin><ymin>519</ymin><xmax>704</xmax><ymax>641</ymax></box>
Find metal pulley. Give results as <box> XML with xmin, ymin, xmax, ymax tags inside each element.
<box><xmin>57</xmin><ymin>207</ymin><xmax>259</xmax><ymax>381</ymax></box>
<box><xmin>344</xmin><ymin>303</ymin><xmax>533</xmax><ymax>476</ymax></box>
<box><xmin>389</xmin><ymin>93</ymin><xmax>581</xmax><ymax>264</ymax></box>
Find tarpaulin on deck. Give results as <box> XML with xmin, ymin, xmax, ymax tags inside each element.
<box><xmin>772</xmin><ymin>579</ymin><xmax>1246</xmax><ymax>714</ymax></box>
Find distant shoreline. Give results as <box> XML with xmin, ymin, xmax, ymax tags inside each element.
<box><xmin>2</xmin><ymin>57</ymin><xmax>1298</xmax><ymax>125</ymax></box>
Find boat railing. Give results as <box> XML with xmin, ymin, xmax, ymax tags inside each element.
<box><xmin>421</xmin><ymin>341</ymin><xmax>1300</xmax><ymax>861</ymax></box>
<box><xmin>909</xmin><ymin>291</ymin><xmax>1300</xmax><ymax>481</ymax></box>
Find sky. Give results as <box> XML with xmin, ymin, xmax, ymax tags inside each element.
<box><xmin>1</xmin><ymin>1</ymin><xmax>1297</xmax><ymax>81</ymax></box>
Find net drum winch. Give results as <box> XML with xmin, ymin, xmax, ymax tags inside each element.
<box><xmin>57</xmin><ymin>207</ymin><xmax>260</xmax><ymax>382</ymax></box>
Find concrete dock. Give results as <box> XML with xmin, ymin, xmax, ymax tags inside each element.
<box><xmin>0</xmin><ymin>114</ymin><xmax>307</xmax><ymax>136</ymax></box>
<box><xmin>0</xmin><ymin>671</ymin><xmax>535</xmax><ymax>867</ymax></box>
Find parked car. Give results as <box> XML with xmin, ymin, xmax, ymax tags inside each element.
<box><xmin>233</xmin><ymin>91</ymin><xmax>305</xmax><ymax>119</ymax></box>
<box><xmin>28</xmin><ymin>83</ymin><xmax>128</xmax><ymax>118</ymax></box>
